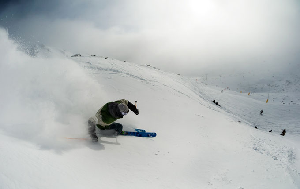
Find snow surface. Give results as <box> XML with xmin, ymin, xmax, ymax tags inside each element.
<box><xmin>0</xmin><ymin>28</ymin><xmax>300</xmax><ymax>189</ymax></box>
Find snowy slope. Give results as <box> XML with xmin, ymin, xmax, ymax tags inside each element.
<box><xmin>1</xmin><ymin>29</ymin><xmax>300</xmax><ymax>189</ymax></box>
<box><xmin>189</xmin><ymin>68</ymin><xmax>300</xmax><ymax>136</ymax></box>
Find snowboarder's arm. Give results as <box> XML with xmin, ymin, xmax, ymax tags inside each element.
<box><xmin>128</xmin><ymin>101</ymin><xmax>139</xmax><ymax>115</ymax></box>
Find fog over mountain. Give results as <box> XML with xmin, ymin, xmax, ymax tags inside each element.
<box><xmin>1</xmin><ymin>0</ymin><xmax>300</xmax><ymax>75</ymax></box>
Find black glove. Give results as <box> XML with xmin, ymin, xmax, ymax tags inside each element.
<box><xmin>133</xmin><ymin>108</ymin><xmax>139</xmax><ymax>115</ymax></box>
<box><xmin>128</xmin><ymin>101</ymin><xmax>139</xmax><ymax>115</ymax></box>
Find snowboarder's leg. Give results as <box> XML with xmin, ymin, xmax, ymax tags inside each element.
<box><xmin>88</xmin><ymin>117</ymin><xmax>98</xmax><ymax>142</ymax></box>
<box><xmin>107</xmin><ymin>123</ymin><xmax>123</xmax><ymax>135</ymax></box>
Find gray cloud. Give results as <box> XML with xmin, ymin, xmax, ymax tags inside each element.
<box><xmin>1</xmin><ymin>0</ymin><xmax>300</xmax><ymax>76</ymax></box>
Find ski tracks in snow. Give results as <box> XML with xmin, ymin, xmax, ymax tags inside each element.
<box><xmin>249</xmin><ymin>130</ymin><xmax>300</xmax><ymax>187</ymax></box>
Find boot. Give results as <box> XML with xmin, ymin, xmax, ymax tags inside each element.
<box><xmin>90</xmin><ymin>133</ymin><xmax>98</xmax><ymax>142</ymax></box>
<box><xmin>88</xmin><ymin>119</ymin><xmax>98</xmax><ymax>142</ymax></box>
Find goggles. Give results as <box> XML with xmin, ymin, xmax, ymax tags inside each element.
<box><xmin>121</xmin><ymin>111</ymin><xmax>128</xmax><ymax>116</ymax></box>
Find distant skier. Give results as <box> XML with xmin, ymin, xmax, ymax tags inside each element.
<box><xmin>260</xmin><ymin>110</ymin><xmax>263</xmax><ymax>115</ymax></box>
<box><xmin>88</xmin><ymin>99</ymin><xmax>139</xmax><ymax>142</ymax></box>
<box><xmin>212</xmin><ymin>100</ymin><xmax>221</xmax><ymax>107</ymax></box>
<box><xmin>280</xmin><ymin>129</ymin><xmax>286</xmax><ymax>136</ymax></box>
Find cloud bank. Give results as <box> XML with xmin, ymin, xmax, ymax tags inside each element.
<box><xmin>1</xmin><ymin>0</ymin><xmax>300</xmax><ymax>75</ymax></box>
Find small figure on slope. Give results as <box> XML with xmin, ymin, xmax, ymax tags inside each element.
<box><xmin>212</xmin><ymin>100</ymin><xmax>221</xmax><ymax>107</ymax></box>
<box><xmin>280</xmin><ymin>129</ymin><xmax>286</xmax><ymax>136</ymax></box>
<box><xmin>260</xmin><ymin>109</ymin><xmax>263</xmax><ymax>115</ymax></box>
<box><xmin>88</xmin><ymin>99</ymin><xmax>139</xmax><ymax>142</ymax></box>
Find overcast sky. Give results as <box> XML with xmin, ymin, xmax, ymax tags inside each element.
<box><xmin>1</xmin><ymin>0</ymin><xmax>300</xmax><ymax>75</ymax></box>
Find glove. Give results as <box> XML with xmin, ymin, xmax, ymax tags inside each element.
<box><xmin>133</xmin><ymin>108</ymin><xmax>139</xmax><ymax>115</ymax></box>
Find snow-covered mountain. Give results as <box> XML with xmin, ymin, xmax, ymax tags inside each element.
<box><xmin>189</xmin><ymin>69</ymin><xmax>300</xmax><ymax>137</ymax></box>
<box><xmin>0</xmin><ymin>29</ymin><xmax>300</xmax><ymax>189</ymax></box>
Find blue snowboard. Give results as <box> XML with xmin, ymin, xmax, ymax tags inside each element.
<box><xmin>134</xmin><ymin>129</ymin><xmax>146</xmax><ymax>133</ymax></box>
<box><xmin>120</xmin><ymin>129</ymin><xmax>156</xmax><ymax>137</ymax></box>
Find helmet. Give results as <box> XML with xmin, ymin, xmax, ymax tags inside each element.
<box><xmin>118</xmin><ymin>103</ymin><xmax>129</xmax><ymax>115</ymax></box>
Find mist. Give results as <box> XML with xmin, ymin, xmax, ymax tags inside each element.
<box><xmin>1</xmin><ymin>0</ymin><xmax>300</xmax><ymax>76</ymax></box>
<box><xmin>0</xmin><ymin>29</ymin><xmax>106</xmax><ymax>151</ymax></box>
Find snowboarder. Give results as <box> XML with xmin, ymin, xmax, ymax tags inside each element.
<box><xmin>88</xmin><ymin>99</ymin><xmax>139</xmax><ymax>142</ymax></box>
<box><xmin>212</xmin><ymin>100</ymin><xmax>221</xmax><ymax>107</ymax></box>
<box><xmin>260</xmin><ymin>110</ymin><xmax>263</xmax><ymax>115</ymax></box>
<box><xmin>280</xmin><ymin>129</ymin><xmax>286</xmax><ymax>136</ymax></box>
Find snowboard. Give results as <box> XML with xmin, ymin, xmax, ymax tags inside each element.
<box><xmin>120</xmin><ymin>129</ymin><xmax>156</xmax><ymax>137</ymax></box>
